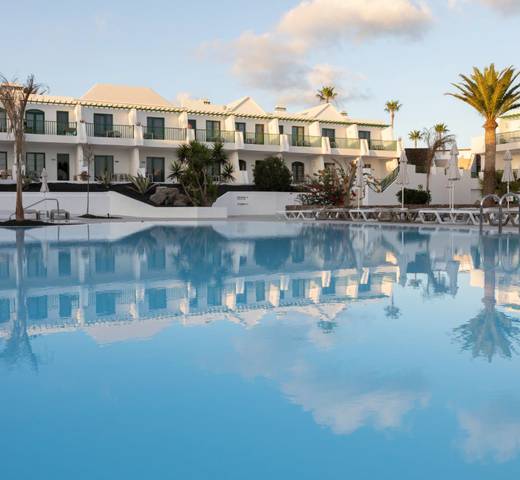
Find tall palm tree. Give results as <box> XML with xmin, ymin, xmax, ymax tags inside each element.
<box><xmin>433</xmin><ymin>123</ymin><xmax>449</xmax><ymax>139</ymax></box>
<box><xmin>448</xmin><ymin>64</ymin><xmax>520</xmax><ymax>196</ymax></box>
<box><xmin>422</xmin><ymin>126</ymin><xmax>456</xmax><ymax>196</ymax></box>
<box><xmin>408</xmin><ymin>130</ymin><xmax>423</xmax><ymax>148</ymax></box>
<box><xmin>0</xmin><ymin>75</ymin><xmax>45</xmax><ymax>222</ymax></box>
<box><xmin>384</xmin><ymin>100</ymin><xmax>402</xmax><ymax>129</ymax></box>
<box><xmin>316</xmin><ymin>86</ymin><xmax>338</xmax><ymax>104</ymax></box>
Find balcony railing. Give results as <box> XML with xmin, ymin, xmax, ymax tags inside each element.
<box><xmin>143</xmin><ymin>126</ymin><xmax>187</xmax><ymax>141</ymax></box>
<box><xmin>497</xmin><ymin>130</ymin><xmax>520</xmax><ymax>144</ymax></box>
<box><xmin>24</xmin><ymin>121</ymin><xmax>78</xmax><ymax>136</ymax></box>
<box><xmin>86</xmin><ymin>123</ymin><xmax>135</xmax><ymax>139</ymax></box>
<box><xmin>288</xmin><ymin>135</ymin><xmax>322</xmax><ymax>147</ymax></box>
<box><xmin>243</xmin><ymin>132</ymin><xmax>280</xmax><ymax>146</ymax></box>
<box><xmin>195</xmin><ymin>129</ymin><xmax>235</xmax><ymax>143</ymax></box>
<box><xmin>369</xmin><ymin>139</ymin><xmax>398</xmax><ymax>151</ymax></box>
<box><xmin>330</xmin><ymin>138</ymin><xmax>361</xmax><ymax>149</ymax></box>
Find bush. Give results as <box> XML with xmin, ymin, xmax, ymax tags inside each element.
<box><xmin>299</xmin><ymin>168</ymin><xmax>345</xmax><ymax>206</ymax></box>
<box><xmin>253</xmin><ymin>156</ymin><xmax>292</xmax><ymax>191</ymax></box>
<box><xmin>396</xmin><ymin>188</ymin><xmax>431</xmax><ymax>205</ymax></box>
<box><xmin>129</xmin><ymin>174</ymin><xmax>154</xmax><ymax>195</ymax></box>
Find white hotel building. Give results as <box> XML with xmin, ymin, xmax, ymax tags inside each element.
<box><xmin>0</xmin><ymin>84</ymin><xmax>398</xmax><ymax>185</ymax></box>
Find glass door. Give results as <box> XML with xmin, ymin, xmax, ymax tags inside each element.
<box><xmin>26</xmin><ymin>152</ymin><xmax>45</xmax><ymax>177</ymax></box>
<box><xmin>93</xmin><ymin>114</ymin><xmax>113</xmax><ymax>137</ymax></box>
<box><xmin>322</xmin><ymin>128</ymin><xmax>336</xmax><ymax>148</ymax></box>
<box><xmin>57</xmin><ymin>111</ymin><xmax>69</xmax><ymax>135</ymax></box>
<box><xmin>94</xmin><ymin>155</ymin><xmax>114</xmax><ymax>178</ymax></box>
<box><xmin>255</xmin><ymin>124</ymin><xmax>265</xmax><ymax>144</ymax></box>
<box><xmin>57</xmin><ymin>153</ymin><xmax>70</xmax><ymax>181</ymax></box>
<box><xmin>146</xmin><ymin>157</ymin><xmax>165</xmax><ymax>182</ymax></box>
<box><xmin>291</xmin><ymin>126</ymin><xmax>305</xmax><ymax>146</ymax></box>
<box><xmin>206</xmin><ymin>120</ymin><xmax>221</xmax><ymax>142</ymax></box>
<box><xmin>26</xmin><ymin>110</ymin><xmax>45</xmax><ymax>134</ymax></box>
<box><xmin>146</xmin><ymin>117</ymin><xmax>165</xmax><ymax>140</ymax></box>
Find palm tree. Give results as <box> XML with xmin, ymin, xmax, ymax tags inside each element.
<box><xmin>408</xmin><ymin>130</ymin><xmax>423</xmax><ymax>148</ymax></box>
<box><xmin>0</xmin><ymin>75</ymin><xmax>45</xmax><ymax>222</ymax></box>
<box><xmin>316</xmin><ymin>86</ymin><xmax>338</xmax><ymax>104</ymax></box>
<box><xmin>433</xmin><ymin>123</ymin><xmax>449</xmax><ymax>139</ymax></box>
<box><xmin>448</xmin><ymin>64</ymin><xmax>520</xmax><ymax>196</ymax></box>
<box><xmin>384</xmin><ymin>100</ymin><xmax>402</xmax><ymax>129</ymax></box>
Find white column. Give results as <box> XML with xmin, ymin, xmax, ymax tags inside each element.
<box><xmin>131</xmin><ymin>147</ymin><xmax>142</xmax><ymax>176</ymax></box>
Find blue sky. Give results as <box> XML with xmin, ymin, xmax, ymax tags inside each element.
<box><xmin>2</xmin><ymin>0</ymin><xmax>520</xmax><ymax>145</ymax></box>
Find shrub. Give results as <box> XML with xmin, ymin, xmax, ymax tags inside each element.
<box><xmin>253</xmin><ymin>156</ymin><xmax>292</xmax><ymax>191</ymax></box>
<box><xmin>396</xmin><ymin>188</ymin><xmax>431</xmax><ymax>205</ymax></box>
<box><xmin>129</xmin><ymin>174</ymin><xmax>154</xmax><ymax>195</ymax></box>
<box><xmin>299</xmin><ymin>168</ymin><xmax>345</xmax><ymax>206</ymax></box>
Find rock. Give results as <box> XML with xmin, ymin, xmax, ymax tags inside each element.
<box><xmin>150</xmin><ymin>186</ymin><xmax>179</xmax><ymax>206</ymax></box>
<box><xmin>173</xmin><ymin>194</ymin><xmax>190</xmax><ymax>207</ymax></box>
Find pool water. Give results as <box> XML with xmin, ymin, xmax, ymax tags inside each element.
<box><xmin>1</xmin><ymin>221</ymin><xmax>520</xmax><ymax>479</ymax></box>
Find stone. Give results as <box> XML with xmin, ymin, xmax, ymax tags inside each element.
<box><xmin>150</xmin><ymin>186</ymin><xmax>179</xmax><ymax>206</ymax></box>
<box><xmin>173</xmin><ymin>194</ymin><xmax>190</xmax><ymax>207</ymax></box>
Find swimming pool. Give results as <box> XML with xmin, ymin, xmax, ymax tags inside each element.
<box><xmin>1</xmin><ymin>222</ymin><xmax>519</xmax><ymax>479</ymax></box>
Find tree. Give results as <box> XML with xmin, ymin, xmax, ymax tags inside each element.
<box><xmin>384</xmin><ymin>100</ymin><xmax>402</xmax><ymax>129</ymax></box>
<box><xmin>169</xmin><ymin>140</ymin><xmax>234</xmax><ymax>206</ymax></box>
<box><xmin>408</xmin><ymin>130</ymin><xmax>423</xmax><ymax>148</ymax></box>
<box><xmin>316</xmin><ymin>86</ymin><xmax>338</xmax><ymax>104</ymax></box>
<box><xmin>253</xmin><ymin>156</ymin><xmax>292</xmax><ymax>191</ymax></box>
<box><xmin>422</xmin><ymin>126</ymin><xmax>456</xmax><ymax>196</ymax></box>
<box><xmin>448</xmin><ymin>64</ymin><xmax>520</xmax><ymax>196</ymax></box>
<box><xmin>0</xmin><ymin>75</ymin><xmax>46</xmax><ymax>221</ymax></box>
<box><xmin>433</xmin><ymin>123</ymin><xmax>449</xmax><ymax>139</ymax></box>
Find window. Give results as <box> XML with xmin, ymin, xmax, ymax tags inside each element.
<box><xmin>322</xmin><ymin>128</ymin><xmax>336</xmax><ymax>147</ymax></box>
<box><xmin>96</xmin><ymin>292</ymin><xmax>117</xmax><ymax>317</ymax></box>
<box><xmin>0</xmin><ymin>151</ymin><xmax>7</xmax><ymax>171</ymax></box>
<box><xmin>146</xmin><ymin>117</ymin><xmax>165</xmax><ymax>139</ymax></box>
<box><xmin>188</xmin><ymin>119</ymin><xmax>197</xmax><ymax>130</ymax></box>
<box><xmin>147</xmin><ymin>288</ymin><xmax>167</xmax><ymax>310</ymax></box>
<box><xmin>471</xmin><ymin>154</ymin><xmax>481</xmax><ymax>178</ymax></box>
<box><xmin>206</xmin><ymin>120</ymin><xmax>221</xmax><ymax>141</ymax></box>
<box><xmin>278</xmin><ymin>125</ymin><xmax>284</xmax><ymax>135</ymax></box>
<box><xmin>0</xmin><ymin>256</ymin><xmax>9</xmax><ymax>279</ymax></box>
<box><xmin>255</xmin><ymin>281</ymin><xmax>265</xmax><ymax>302</ymax></box>
<box><xmin>148</xmin><ymin>248</ymin><xmax>166</xmax><ymax>271</ymax></box>
<box><xmin>291</xmin><ymin>126</ymin><xmax>305</xmax><ymax>146</ymax></box>
<box><xmin>26</xmin><ymin>246</ymin><xmax>47</xmax><ymax>278</ymax></box>
<box><xmin>95</xmin><ymin>246</ymin><xmax>115</xmax><ymax>274</ymax></box>
<box><xmin>359</xmin><ymin>130</ymin><xmax>371</xmax><ymax>148</ymax></box>
<box><xmin>0</xmin><ymin>298</ymin><xmax>10</xmax><ymax>323</ymax></box>
<box><xmin>57</xmin><ymin>153</ymin><xmax>70</xmax><ymax>181</ymax></box>
<box><xmin>291</xmin><ymin>279</ymin><xmax>305</xmax><ymax>298</ymax></box>
<box><xmin>235</xmin><ymin>122</ymin><xmax>246</xmax><ymax>135</ymax></box>
<box><xmin>93</xmin><ymin>113</ymin><xmax>113</xmax><ymax>137</ymax></box>
<box><xmin>58</xmin><ymin>251</ymin><xmax>71</xmax><ymax>276</ymax></box>
<box><xmin>292</xmin><ymin>161</ymin><xmax>305</xmax><ymax>183</ymax></box>
<box><xmin>56</xmin><ymin>111</ymin><xmax>69</xmax><ymax>135</ymax></box>
<box><xmin>26</xmin><ymin>109</ymin><xmax>45</xmax><ymax>134</ymax></box>
<box><xmin>94</xmin><ymin>155</ymin><xmax>114</xmax><ymax>179</ymax></box>
<box><xmin>322</xmin><ymin>276</ymin><xmax>336</xmax><ymax>296</ymax></box>
<box><xmin>324</xmin><ymin>162</ymin><xmax>335</xmax><ymax>171</ymax></box>
<box><xmin>26</xmin><ymin>152</ymin><xmax>45</xmax><ymax>178</ymax></box>
<box><xmin>291</xmin><ymin>241</ymin><xmax>305</xmax><ymax>264</ymax></box>
<box><xmin>59</xmin><ymin>294</ymin><xmax>78</xmax><ymax>318</ymax></box>
<box><xmin>146</xmin><ymin>157</ymin><xmax>165</xmax><ymax>182</ymax></box>
<box><xmin>0</xmin><ymin>109</ymin><xmax>6</xmax><ymax>132</ymax></box>
<box><xmin>239</xmin><ymin>159</ymin><xmax>247</xmax><ymax>171</ymax></box>
<box><xmin>27</xmin><ymin>296</ymin><xmax>48</xmax><ymax>321</ymax></box>
<box><xmin>207</xmin><ymin>286</ymin><xmax>222</xmax><ymax>306</ymax></box>
<box><xmin>255</xmin><ymin>124</ymin><xmax>265</xmax><ymax>144</ymax></box>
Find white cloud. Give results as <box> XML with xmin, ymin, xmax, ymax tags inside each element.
<box><xmin>458</xmin><ymin>400</ymin><xmax>520</xmax><ymax>463</ymax></box>
<box><xmin>480</xmin><ymin>0</ymin><xmax>520</xmax><ymax>13</ymax></box>
<box><xmin>207</xmin><ymin>0</ymin><xmax>433</xmax><ymax>107</ymax></box>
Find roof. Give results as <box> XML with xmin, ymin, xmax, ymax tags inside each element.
<box><xmin>22</xmin><ymin>84</ymin><xmax>389</xmax><ymax>128</ymax></box>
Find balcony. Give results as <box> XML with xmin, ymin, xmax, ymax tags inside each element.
<box><xmin>288</xmin><ymin>135</ymin><xmax>322</xmax><ymax>147</ymax></box>
<box><xmin>497</xmin><ymin>130</ymin><xmax>520</xmax><ymax>145</ymax></box>
<box><xmin>330</xmin><ymin>138</ymin><xmax>361</xmax><ymax>149</ymax></box>
<box><xmin>195</xmin><ymin>129</ymin><xmax>235</xmax><ymax>143</ymax></box>
<box><xmin>86</xmin><ymin>123</ymin><xmax>134</xmax><ymax>139</ymax></box>
<box><xmin>369</xmin><ymin>139</ymin><xmax>397</xmax><ymax>151</ymax></box>
<box><xmin>25</xmin><ymin>121</ymin><xmax>77</xmax><ymax>136</ymax></box>
<box><xmin>143</xmin><ymin>126</ymin><xmax>187</xmax><ymax>141</ymax></box>
<box><xmin>243</xmin><ymin>132</ymin><xmax>280</xmax><ymax>146</ymax></box>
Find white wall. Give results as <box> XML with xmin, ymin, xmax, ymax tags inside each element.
<box><xmin>213</xmin><ymin>191</ymin><xmax>300</xmax><ymax>216</ymax></box>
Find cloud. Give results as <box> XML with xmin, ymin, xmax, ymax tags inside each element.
<box><xmin>458</xmin><ymin>399</ymin><xmax>520</xmax><ymax>463</ymax></box>
<box><xmin>207</xmin><ymin>0</ymin><xmax>433</xmax><ymax>107</ymax></box>
<box><xmin>449</xmin><ymin>0</ymin><xmax>520</xmax><ymax>13</ymax></box>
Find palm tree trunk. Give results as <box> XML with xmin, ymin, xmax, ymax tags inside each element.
<box><xmin>15</xmin><ymin>147</ymin><xmax>24</xmax><ymax>221</ymax></box>
<box><xmin>483</xmin><ymin>120</ymin><xmax>498</xmax><ymax>196</ymax></box>
<box><xmin>391</xmin><ymin>112</ymin><xmax>395</xmax><ymax>129</ymax></box>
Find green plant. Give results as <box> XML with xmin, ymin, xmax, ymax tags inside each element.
<box><xmin>129</xmin><ymin>174</ymin><xmax>154</xmax><ymax>195</ymax></box>
<box><xmin>169</xmin><ymin>140</ymin><xmax>234</xmax><ymax>206</ymax></box>
<box><xmin>299</xmin><ymin>168</ymin><xmax>345</xmax><ymax>206</ymax></box>
<box><xmin>253</xmin><ymin>156</ymin><xmax>292</xmax><ymax>191</ymax></box>
<box><xmin>448</xmin><ymin>64</ymin><xmax>520</xmax><ymax>196</ymax></box>
<box><xmin>396</xmin><ymin>188</ymin><xmax>431</xmax><ymax>205</ymax></box>
<box><xmin>408</xmin><ymin>130</ymin><xmax>423</xmax><ymax>148</ymax></box>
<box><xmin>97</xmin><ymin>171</ymin><xmax>113</xmax><ymax>189</ymax></box>
<box><xmin>316</xmin><ymin>86</ymin><xmax>338</xmax><ymax>104</ymax></box>
<box><xmin>385</xmin><ymin>100</ymin><xmax>402</xmax><ymax>129</ymax></box>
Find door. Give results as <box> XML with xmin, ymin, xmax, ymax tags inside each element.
<box><xmin>26</xmin><ymin>152</ymin><xmax>45</xmax><ymax>177</ymax></box>
<box><xmin>146</xmin><ymin>117</ymin><xmax>165</xmax><ymax>139</ymax></box>
<box><xmin>292</xmin><ymin>161</ymin><xmax>305</xmax><ymax>183</ymax></box>
<box><xmin>57</xmin><ymin>153</ymin><xmax>70</xmax><ymax>181</ymax></box>
<box><xmin>188</xmin><ymin>119</ymin><xmax>197</xmax><ymax>130</ymax></box>
<box><xmin>359</xmin><ymin>130</ymin><xmax>371</xmax><ymax>149</ymax></box>
<box><xmin>93</xmin><ymin>114</ymin><xmax>113</xmax><ymax>137</ymax></box>
<box><xmin>322</xmin><ymin>128</ymin><xmax>336</xmax><ymax>147</ymax></box>
<box><xmin>94</xmin><ymin>155</ymin><xmax>114</xmax><ymax>178</ymax></box>
<box><xmin>235</xmin><ymin>122</ymin><xmax>246</xmax><ymax>141</ymax></box>
<box><xmin>255</xmin><ymin>124</ymin><xmax>265</xmax><ymax>144</ymax></box>
<box><xmin>146</xmin><ymin>157</ymin><xmax>165</xmax><ymax>182</ymax></box>
<box><xmin>0</xmin><ymin>109</ymin><xmax>6</xmax><ymax>132</ymax></box>
<box><xmin>0</xmin><ymin>152</ymin><xmax>7</xmax><ymax>172</ymax></box>
<box><xmin>57</xmin><ymin>111</ymin><xmax>69</xmax><ymax>135</ymax></box>
<box><xmin>291</xmin><ymin>126</ymin><xmax>305</xmax><ymax>146</ymax></box>
<box><xmin>206</xmin><ymin>120</ymin><xmax>221</xmax><ymax>142</ymax></box>
<box><xmin>26</xmin><ymin>109</ymin><xmax>45</xmax><ymax>134</ymax></box>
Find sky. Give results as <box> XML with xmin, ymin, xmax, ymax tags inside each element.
<box><xmin>2</xmin><ymin>0</ymin><xmax>520</xmax><ymax>146</ymax></box>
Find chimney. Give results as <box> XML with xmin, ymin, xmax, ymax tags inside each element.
<box><xmin>340</xmin><ymin>111</ymin><xmax>348</xmax><ymax>117</ymax></box>
<box><xmin>274</xmin><ymin>105</ymin><xmax>287</xmax><ymax>112</ymax></box>
<box><xmin>201</xmin><ymin>98</ymin><xmax>211</xmax><ymax>105</ymax></box>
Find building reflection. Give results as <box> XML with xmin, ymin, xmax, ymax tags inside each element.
<box><xmin>0</xmin><ymin>224</ymin><xmax>518</xmax><ymax>360</ymax></box>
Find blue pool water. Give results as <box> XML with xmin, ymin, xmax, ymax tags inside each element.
<box><xmin>1</xmin><ymin>221</ymin><xmax>520</xmax><ymax>479</ymax></box>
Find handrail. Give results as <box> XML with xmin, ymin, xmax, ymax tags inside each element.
<box><xmin>9</xmin><ymin>197</ymin><xmax>61</xmax><ymax>220</ymax></box>
<box><xmin>479</xmin><ymin>194</ymin><xmax>501</xmax><ymax>233</ymax></box>
<box><xmin>499</xmin><ymin>192</ymin><xmax>520</xmax><ymax>234</ymax></box>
